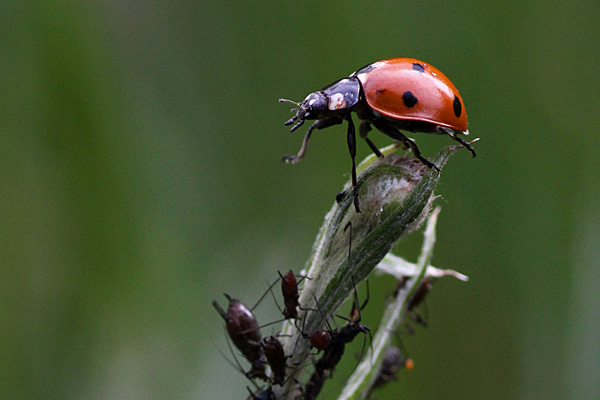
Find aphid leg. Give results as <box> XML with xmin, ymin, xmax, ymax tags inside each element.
<box><xmin>359</xmin><ymin>121</ymin><xmax>383</xmax><ymax>158</ymax></box>
<box><xmin>252</xmin><ymin>278</ymin><xmax>280</xmax><ymax>312</ymax></box>
<box><xmin>312</xmin><ymin>294</ymin><xmax>337</xmax><ymax>332</ymax></box>
<box><xmin>292</xmin><ymin>312</ymin><xmax>308</xmax><ymax>354</ymax></box>
<box><xmin>408</xmin><ymin>301</ymin><xmax>429</xmax><ymax>327</ymax></box>
<box><xmin>339</xmin><ymin>277</ymin><xmax>370</xmax><ymax>323</ymax></box>
<box><xmin>295</xmin><ymin>273</ymin><xmax>312</xmax><ymax>285</ymax></box>
<box><xmin>268</xmin><ymin>283</ymin><xmax>283</xmax><ymax>315</ymax></box>
<box><xmin>358</xmin><ymin>278</ymin><xmax>370</xmax><ymax>317</ymax></box>
<box><xmin>400</xmin><ymin>320</ymin><xmax>417</xmax><ymax>336</ymax></box>
<box><xmin>345</xmin><ymin>115</ymin><xmax>360</xmax><ymax>213</ymax></box>
<box><xmin>215</xmin><ymin>332</ymin><xmax>261</xmax><ymax>390</ymax></box>
<box><xmin>354</xmin><ymin>324</ymin><xmax>373</xmax><ymax>368</ymax></box>
<box><xmin>282</xmin><ymin>117</ymin><xmax>342</xmax><ymax>164</ymax></box>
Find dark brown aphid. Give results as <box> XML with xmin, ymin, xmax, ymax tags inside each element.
<box><xmin>314</xmin><ymin>318</ymin><xmax>370</xmax><ymax>374</ymax></box>
<box><xmin>408</xmin><ymin>278</ymin><xmax>432</xmax><ymax>312</ymax></box>
<box><xmin>280</xmin><ymin>270</ymin><xmax>300</xmax><ymax>319</ymax></box>
<box><xmin>213</xmin><ymin>294</ymin><xmax>267</xmax><ymax>380</ymax></box>
<box><xmin>407</xmin><ymin>278</ymin><xmax>432</xmax><ymax>327</ymax></box>
<box><xmin>394</xmin><ymin>277</ymin><xmax>433</xmax><ymax>328</ymax></box>
<box><xmin>262</xmin><ymin>336</ymin><xmax>287</xmax><ymax>386</ymax></box>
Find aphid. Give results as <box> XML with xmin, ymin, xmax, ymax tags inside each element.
<box><xmin>262</xmin><ymin>336</ymin><xmax>287</xmax><ymax>386</ymax></box>
<box><xmin>408</xmin><ymin>277</ymin><xmax>432</xmax><ymax>325</ymax></box>
<box><xmin>213</xmin><ymin>294</ymin><xmax>267</xmax><ymax>380</ymax></box>
<box><xmin>408</xmin><ymin>278</ymin><xmax>432</xmax><ymax>311</ymax></box>
<box><xmin>280</xmin><ymin>270</ymin><xmax>300</xmax><ymax>320</ymax></box>
<box><xmin>314</xmin><ymin>314</ymin><xmax>370</xmax><ymax>374</ymax></box>
<box><xmin>281</xmin><ymin>57</ymin><xmax>475</xmax><ymax>212</ymax></box>
<box><xmin>397</xmin><ymin>277</ymin><xmax>432</xmax><ymax>327</ymax></box>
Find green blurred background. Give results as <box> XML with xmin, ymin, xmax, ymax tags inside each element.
<box><xmin>2</xmin><ymin>1</ymin><xmax>599</xmax><ymax>399</ymax></box>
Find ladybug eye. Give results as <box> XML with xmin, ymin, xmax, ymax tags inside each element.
<box><xmin>307</xmin><ymin>94</ymin><xmax>326</xmax><ymax>109</ymax></box>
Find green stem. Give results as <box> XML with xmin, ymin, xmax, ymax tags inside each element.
<box><xmin>337</xmin><ymin>206</ymin><xmax>440</xmax><ymax>400</ymax></box>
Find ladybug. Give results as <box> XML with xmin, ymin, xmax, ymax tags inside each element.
<box><xmin>280</xmin><ymin>57</ymin><xmax>475</xmax><ymax>212</ymax></box>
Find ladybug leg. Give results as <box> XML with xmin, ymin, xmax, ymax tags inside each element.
<box><xmin>345</xmin><ymin>115</ymin><xmax>360</xmax><ymax>213</ymax></box>
<box><xmin>283</xmin><ymin>117</ymin><xmax>342</xmax><ymax>164</ymax></box>
<box><xmin>372</xmin><ymin>121</ymin><xmax>440</xmax><ymax>171</ymax></box>
<box><xmin>438</xmin><ymin>127</ymin><xmax>477</xmax><ymax>157</ymax></box>
<box><xmin>359</xmin><ymin>122</ymin><xmax>383</xmax><ymax>158</ymax></box>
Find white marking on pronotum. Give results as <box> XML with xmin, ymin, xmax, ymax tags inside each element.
<box><xmin>328</xmin><ymin>93</ymin><xmax>346</xmax><ymax>110</ymax></box>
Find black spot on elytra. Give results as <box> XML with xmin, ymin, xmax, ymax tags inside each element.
<box><xmin>402</xmin><ymin>91</ymin><xmax>418</xmax><ymax>108</ymax></box>
<box><xmin>453</xmin><ymin>95</ymin><xmax>462</xmax><ymax>117</ymax></box>
<box><xmin>412</xmin><ymin>63</ymin><xmax>425</xmax><ymax>73</ymax></box>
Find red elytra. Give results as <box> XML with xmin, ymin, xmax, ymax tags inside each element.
<box><xmin>353</xmin><ymin>58</ymin><xmax>468</xmax><ymax>132</ymax></box>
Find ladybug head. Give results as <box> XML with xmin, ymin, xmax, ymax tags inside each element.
<box><xmin>280</xmin><ymin>91</ymin><xmax>328</xmax><ymax>132</ymax></box>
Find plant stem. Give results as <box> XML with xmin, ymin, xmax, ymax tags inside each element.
<box><xmin>337</xmin><ymin>206</ymin><xmax>440</xmax><ymax>400</ymax></box>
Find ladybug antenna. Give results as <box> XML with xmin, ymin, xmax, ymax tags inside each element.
<box><xmin>279</xmin><ymin>98</ymin><xmax>301</xmax><ymax>106</ymax></box>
